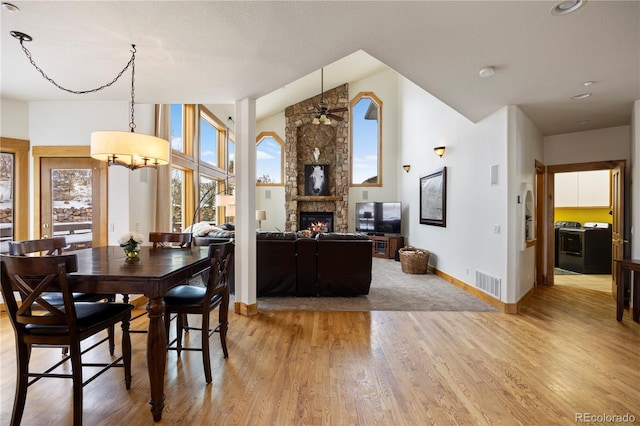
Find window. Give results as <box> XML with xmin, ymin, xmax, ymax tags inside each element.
<box><xmin>256</xmin><ymin>132</ymin><xmax>284</xmax><ymax>185</ymax></box>
<box><xmin>170</xmin><ymin>104</ymin><xmax>184</xmax><ymax>152</ymax></box>
<box><xmin>350</xmin><ymin>92</ymin><xmax>382</xmax><ymax>186</ymax></box>
<box><xmin>0</xmin><ymin>138</ymin><xmax>28</xmax><ymax>248</ymax></box>
<box><xmin>162</xmin><ymin>105</ymin><xmax>233</xmax><ymax>227</ymax></box>
<box><xmin>0</xmin><ymin>152</ymin><xmax>14</xmax><ymax>252</ymax></box>
<box><xmin>200</xmin><ymin>109</ymin><xmax>226</xmax><ymax>168</ymax></box>
<box><xmin>171</xmin><ymin>168</ymin><xmax>185</xmax><ymax>232</ymax></box>
<box><xmin>228</xmin><ymin>135</ymin><xmax>235</xmax><ymax>174</ymax></box>
<box><xmin>198</xmin><ymin>175</ymin><xmax>217</xmax><ymax>223</ymax></box>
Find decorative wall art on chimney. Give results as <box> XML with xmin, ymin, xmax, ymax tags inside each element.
<box><xmin>305</xmin><ymin>164</ymin><xmax>330</xmax><ymax>196</ymax></box>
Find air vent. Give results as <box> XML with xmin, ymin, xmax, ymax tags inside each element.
<box><xmin>476</xmin><ymin>270</ymin><xmax>501</xmax><ymax>298</ymax></box>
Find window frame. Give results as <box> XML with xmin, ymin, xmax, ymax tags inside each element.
<box><xmin>349</xmin><ymin>92</ymin><xmax>383</xmax><ymax>187</ymax></box>
<box><xmin>255</xmin><ymin>131</ymin><xmax>284</xmax><ymax>187</ymax></box>
<box><xmin>0</xmin><ymin>138</ymin><xmax>29</xmax><ymax>244</ymax></box>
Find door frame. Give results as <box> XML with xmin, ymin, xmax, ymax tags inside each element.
<box><xmin>544</xmin><ymin>160</ymin><xmax>625</xmax><ymax>285</ymax></box>
<box><xmin>33</xmin><ymin>146</ymin><xmax>108</xmax><ymax>247</ymax></box>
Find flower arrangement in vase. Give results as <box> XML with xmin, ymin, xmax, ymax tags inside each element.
<box><xmin>118</xmin><ymin>232</ymin><xmax>144</xmax><ymax>259</ymax></box>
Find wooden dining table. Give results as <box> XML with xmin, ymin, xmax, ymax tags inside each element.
<box><xmin>68</xmin><ymin>245</ymin><xmax>211</xmax><ymax>422</ymax></box>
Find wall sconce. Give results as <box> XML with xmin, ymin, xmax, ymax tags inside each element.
<box><xmin>434</xmin><ymin>146</ymin><xmax>446</xmax><ymax>158</ymax></box>
<box><xmin>402</xmin><ymin>165</ymin><xmax>411</xmax><ymax>173</ymax></box>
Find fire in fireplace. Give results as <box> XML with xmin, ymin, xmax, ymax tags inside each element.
<box><xmin>300</xmin><ymin>212</ymin><xmax>334</xmax><ymax>233</ymax></box>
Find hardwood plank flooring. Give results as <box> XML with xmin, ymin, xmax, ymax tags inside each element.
<box><xmin>1</xmin><ymin>283</ymin><xmax>638</xmax><ymax>425</ymax></box>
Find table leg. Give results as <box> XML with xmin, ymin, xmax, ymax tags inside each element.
<box><xmin>616</xmin><ymin>262</ymin><xmax>624</xmax><ymax>322</ymax></box>
<box><xmin>146</xmin><ymin>296</ymin><xmax>167</xmax><ymax>421</ymax></box>
<box><xmin>633</xmin><ymin>271</ymin><xmax>640</xmax><ymax>322</ymax></box>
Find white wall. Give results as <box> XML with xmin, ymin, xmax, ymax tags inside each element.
<box><xmin>544</xmin><ymin>126</ymin><xmax>630</xmax><ymax>166</ymax></box>
<box><xmin>509</xmin><ymin>106</ymin><xmax>544</xmax><ymax>301</ymax></box>
<box><xmin>1</xmin><ymin>98</ymin><xmax>29</xmax><ymax>140</ymax></box>
<box><xmin>28</xmin><ymin>101</ymin><xmax>157</xmax><ymax>244</ymax></box>
<box><xmin>397</xmin><ymin>75</ymin><xmax>513</xmax><ymax>302</ymax></box>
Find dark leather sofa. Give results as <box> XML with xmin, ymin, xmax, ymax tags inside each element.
<box><xmin>194</xmin><ymin>231</ymin><xmax>372</xmax><ymax>297</ymax></box>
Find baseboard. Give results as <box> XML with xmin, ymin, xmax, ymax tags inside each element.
<box><xmin>433</xmin><ymin>268</ymin><xmax>511</xmax><ymax>313</ymax></box>
<box><xmin>234</xmin><ymin>301</ymin><xmax>258</xmax><ymax>316</ymax></box>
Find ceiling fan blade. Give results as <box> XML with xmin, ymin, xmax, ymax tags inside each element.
<box><xmin>328</xmin><ymin>107</ymin><xmax>348</xmax><ymax>113</ymax></box>
<box><xmin>327</xmin><ymin>113</ymin><xmax>344</xmax><ymax>121</ymax></box>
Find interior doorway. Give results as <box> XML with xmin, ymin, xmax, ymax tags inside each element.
<box><xmin>543</xmin><ymin>160</ymin><xmax>625</xmax><ymax>301</ymax></box>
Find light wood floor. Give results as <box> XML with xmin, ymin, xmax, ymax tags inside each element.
<box><xmin>554</xmin><ymin>273</ymin><xmax>612</xmax><ymax>293</ymax></box>
<box><xmin>1</xmin><ymin>284</ymin><xmax>639</xmax><ymax>425</ymax></box>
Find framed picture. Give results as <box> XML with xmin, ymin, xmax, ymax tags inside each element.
<box><xmin>304</xmin><ymin>164</ymin><xmax>329</xmax><ymax>196</ymax></box>
<box><xmin>420</xmin><ymin>166</ymin><xmax>447</xmax><ymax>227</ymax></box>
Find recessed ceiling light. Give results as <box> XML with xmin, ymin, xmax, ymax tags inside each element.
<box><xmin>551</xmin><ymin>0</ymin><xmax>585</xmax><ymax>15</ymax></box>
<box><xmin>571</xmin><ymin>93</ymin><xmax>592</xmax><ymax>100</ymax></box>
<box><xmin>1</xmin><ymin>2</ymin><xmax>19</xmax><ymax>13</ymax></box>
<box><xmin>582</xmin><ymin>81</ymin><xmax>594</xmax><ymax>86</ymax></box>
<box><xmin>478</xmin><ymin>67</ymin><xmax>495</xmax><ymax>78</ymax></box>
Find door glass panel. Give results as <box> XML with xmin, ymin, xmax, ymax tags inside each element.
<box><xmin>0</xmin><ymin>152</ymin><xmax>14</xmax><ymax>252</ymax></box>
<box><xmin>51</xmin><ymin>167</ymin><xmax>93</xmax><ymax>250</ymax></box>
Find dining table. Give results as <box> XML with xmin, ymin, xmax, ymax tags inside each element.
<box><xmin>68</xmin><ymin>245</ymin><xmax>211</xmax><ymax>422</ymax></box>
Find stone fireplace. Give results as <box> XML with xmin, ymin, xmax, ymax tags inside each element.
<box><xmin>284</xmin><ymin>83</ymin><xmax>349</xmax><ymax>232</ymax></box>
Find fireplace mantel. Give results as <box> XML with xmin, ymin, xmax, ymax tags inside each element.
<box><xmin>293</xmin><ymin>196</ymin><xmax>343</xmax><ymax>202</ymax></box>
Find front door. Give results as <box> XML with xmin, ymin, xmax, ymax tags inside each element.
<box><xmin>611</xmin><ymin>162</ymin><xmax>625</xmax><ymax>299</ymax></box>
<box><xmin>40</xmin><ymin>157</ymin><xmax>107</xmax><ymax>249</ymax></box>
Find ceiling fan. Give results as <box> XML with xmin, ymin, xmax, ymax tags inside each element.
<box><xmin>308</xmin><ymin>68</ymin><xmax>348</xmax><ymax>124</ymax></box>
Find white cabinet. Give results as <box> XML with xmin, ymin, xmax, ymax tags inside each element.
<box><xmin>555</xmin><ymin>170</ymin><xmax>610</xmax><ymax>207</ymax></box>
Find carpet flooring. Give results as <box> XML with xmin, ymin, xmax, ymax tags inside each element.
<box><xmin>254</xmin><ymin>257</ymin><xmax>498</xmax><ymax>312</ymax></box>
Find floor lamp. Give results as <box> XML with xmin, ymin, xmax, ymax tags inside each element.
<box><xmin>256</xmin><ymin>210</ymin><xmax>267</xmax><ymax>230</ymax></box>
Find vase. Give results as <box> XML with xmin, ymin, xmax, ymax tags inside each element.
<box><xmin>124</xmin><ymin>248</ymin><xmax>140</xmax><ymax>259</ymax></box>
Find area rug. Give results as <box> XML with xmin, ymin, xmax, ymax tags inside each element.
<box><xmin>254</xmin><ymin>257</ymin><xmax>498</xmax><ymax>312</ymax></box>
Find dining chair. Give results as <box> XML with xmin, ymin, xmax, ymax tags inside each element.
<box><xmin>149</xmin><ymin>232</ymin><xmax>193</xmax><ymax>248</ymax></box>
<box><xmin>8</xmin><ymin>236</ymin><xmax>117</xmax><ymax>355</ymax></box>
<box><xmin>163</xmin><ymin>243</ymin><xmax>232</xmax><ymax>383</ymax></box>
<box><xmin>0</xmin><ymin>254</ymin><xmax>133</xmax><ymax>426</ymax></box>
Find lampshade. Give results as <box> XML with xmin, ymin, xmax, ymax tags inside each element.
<box><xmin>226</xmin><ymin>204</ymin><xmax>236</xmax><ymax>217</ymax></box>
<box><xmin>256</xmin><ymin>210</ymin><xmax>267</xmax><ymax>221</ymax></box>
<box><xmin>215</xmin><ymin>194</ymin><xmax>235</xmax><ymax>207</ymax></box>
<box><xmin>91</xmin><ymin>131</ymin><xmax>169</xmax><ymax>169</ymax></box>
<box><xmin>434</xmin><ymin>146</ymin><xmax>446</xmax><ymax>158</ymax></box>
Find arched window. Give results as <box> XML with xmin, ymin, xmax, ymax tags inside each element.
<box><xmin>256</xmin><ymin>132</ymin><xmax>284</xmax><ymax>185</ymax></box>
<box><xmin>350</xmin><ymin>92</ymin><xmax>382</xmax><ymax>186</ymax></box>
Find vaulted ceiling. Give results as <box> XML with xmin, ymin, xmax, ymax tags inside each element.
<box><xmin>2</xmin><ymin>1</ymin><xmax>638</xmax><ymax>136</ymax></box>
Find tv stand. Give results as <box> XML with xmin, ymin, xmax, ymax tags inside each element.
<box><xmin>369</xmin><ymin>235</ymin><xmax>404</xmax><ymax>259</ymax></box>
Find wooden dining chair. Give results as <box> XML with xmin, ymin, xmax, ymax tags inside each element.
<box><xmin>0</xmin><ymin>254</ymin><xmax>133</xmax><ymax>426</ymax></box>
<box><xmin>149</xmin><ymin>232</ymin><xmax>192</xmax><ymax>248</ymax></box>
<box><xmin>8</xmin><ymin>237</ymin><xmax>117</xmax><ymax>355</ymax></box>
<box><xmin>163</xmin><ymin>243</ymin><xmax>232</xmax><ymax>383</ymax></box>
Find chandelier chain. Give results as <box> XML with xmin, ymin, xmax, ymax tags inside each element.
<box><xmin>17</xmin><ymin>39</ymin><xmax>136</xmax><ymax>96</ymax></box>
<box><xmin>129</xmin><ymin>47</ymin><xmax>136</xmax><ymax>132</ymax></box>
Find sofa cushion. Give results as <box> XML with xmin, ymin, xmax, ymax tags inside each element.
<box><xmin>257</xmin><ymin>231</ymin><xmax>297</xmax><ymax>240</ymax></box>
<box><xmin>316</xmin><ymin>232</ymin><xmax>370</xmax><ymax>241</ymax></box>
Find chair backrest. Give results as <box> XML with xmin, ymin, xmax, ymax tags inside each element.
<box><xmin>204</xmin><ymin>244</ymin><xmax>233</xmax><ymax>301</ymax></box>
<box><xmin>8</xmin><ymin>237</ymin><xmax>67</xmax><ymax>256</ymax></box>
<box><xmin>149</xmin><ymin>232</ymin><xmax>192</xmax><ymax>249</ymax></box>
<box><xmin>0</xmin><ymin>254</ymin><xmax>79</xmax><ymax>332</ymax></box>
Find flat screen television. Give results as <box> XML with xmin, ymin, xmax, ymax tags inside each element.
<box><xmin>355</xmin><ymin>202</ymin><xmax>402</xmax><ymax>235</ymax></box>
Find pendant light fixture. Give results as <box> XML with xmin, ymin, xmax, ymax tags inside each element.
<box><xmin>10</xmin><ymin>31</ymin><xmax>169</xmax><ymax>170</ymax></box>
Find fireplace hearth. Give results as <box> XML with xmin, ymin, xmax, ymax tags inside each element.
<box><xmin>300</xmin><ymin>212</ymin><xmax>334</xmax><ymax>233</ymax></box>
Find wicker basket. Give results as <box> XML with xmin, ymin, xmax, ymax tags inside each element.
<box><xmin>398</xmin><ymin>246</ymin><xmax>430</xmax><ymax>274</ymax></box>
